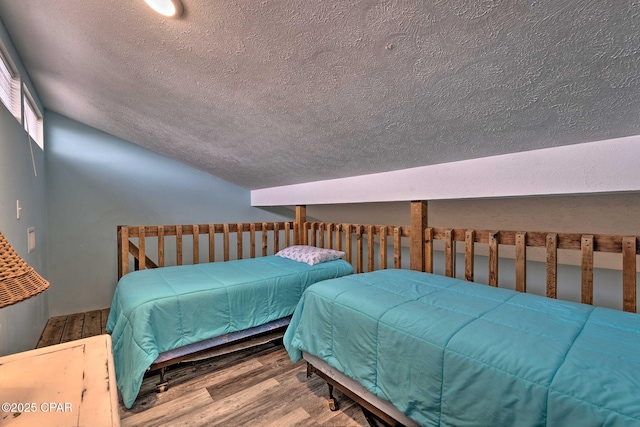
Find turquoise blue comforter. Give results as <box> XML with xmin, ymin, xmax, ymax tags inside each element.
<box><xmin>284</xmin><ymin>269</ymin><xmax>640</xmax><ymax>426</ymax></box>
<box><xmin>107</xmin><ymin>255</ymin><xmax>352</xmax><ymax>408</ymax></box>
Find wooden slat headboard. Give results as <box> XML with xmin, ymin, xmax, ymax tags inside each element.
<box><xmin>117</xmin><ymin>202</ymin><xmax>639</xmax><ymax>313</ymax></box>
<box><xmin>420</xmin><ymin>228</ymin><xmax>639</xmax><ymax>312</ymax></box>
<box><xmin>117</xmin><ymin>221</ymin><xmax>296</xmax><ymax>280</ymax></box>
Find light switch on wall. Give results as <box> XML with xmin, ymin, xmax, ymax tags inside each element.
<box><xmin>16</xmin><ymin>200</ymin><xmax>21</xmax><ymax>219</ymax></box>
<box><xmin>28</xmin><ymin>227</ymin><xmax>35</xmax><ymax>253</ymax></box>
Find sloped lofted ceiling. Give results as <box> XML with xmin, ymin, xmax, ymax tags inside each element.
<box><xmin>0</xmin><ymin>1</ymin><xmax>639</xmax><ymax>189</ymax></box>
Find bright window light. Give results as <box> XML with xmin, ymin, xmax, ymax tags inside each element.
<box><xmin>23</xmin><ymin>85</ymin><xmax>44</xmax><ymax>150</ymax></box>
<box><xmin>0</xmin><ymin>44</ymin><xmax>20</xmax><ymax>122</ymax></box>
<box><xmin>144</xmin><ymin>0</ymin><xmax>183</xmax><ymax>17</ymax></box>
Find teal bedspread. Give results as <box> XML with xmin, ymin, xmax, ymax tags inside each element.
<box><xmin>107</xmin><ymin>255</ymin><xmax>352</xmax><ymax>408</ymax></box>
<box><xmin>284</xmin><ymin>269</ymin><xmax>640</xmax><ymax>426</ymax></box>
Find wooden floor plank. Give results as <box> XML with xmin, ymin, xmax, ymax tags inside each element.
<box><xmin>82</xmin><ymin>310</ymin><xmax>102</xmax><ymax>338</ymax></box>
<box><xmin>237</xmin><ymin>371</ymin><xmax>325</xmax><ymax>427</ymax></box>
<box><xmin>179</xmin><ymin>378</ymin><xmax>281</xmax><ymax>427</ymax></box>
<box><xmin>101</xmin><ymin>308</ymin><xmax>110</xmax><ymax>334</ymax></box>
<box><xmin>136</xmin><ymin>343</ymin><xmax>279</xmax><ymax>399</ymax></box>
<box><xmin>36</xmin><ymin>315</ymin><xmax>67</xmax><ymax>348</ymax></box>
<box><xmin>123</xmin><ymin>346</ymin><xmax>367</xmax><ymax>426</ymax></box>
<box><xmin>121</xmin><ymin>359</ymin><xmax>264</xmax><ymax>418</ymax></box>
<box><xmin>59</xmin><ymin>312</ymin><xmax>85</xmax><ymax>343</ymax></box>
<box><xmin>279</xmin><ymin>366</ymin><xmax>366</xmax><ymax>426</ymax></box>
<box><xmin>206</xmin><ymin>365</ymin><xmax>306</xmax><ymax>426</ymax></box>
<box><xmin>324</xmin><ymin>403</ymin><xmax>369</xmax><ymax>427</ymax></box>
<box><xmin>263</xmin><ymin>407</ymin><xmax>311</xmax><ymax>427</ymax></box>
<box><xmin>205</xmin><ymin>348</ymin><xmax>296</xmax><ymax>401</ymax></box>
<box><xmin>121</xmin><ymin>388</ymin><xmax>213</xmax><ymax>427</ymax></box>
<box><xmin>37</xmin><ymin>311</ymin><xmax>369</xmax><ymax>427</ymax></box>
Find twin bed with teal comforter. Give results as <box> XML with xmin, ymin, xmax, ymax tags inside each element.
<box><xmin>107</xmin><ymin>255</ymin><xmax>353</xmax><ymax>408</ymax></box>
<box><xmin>284</xmin><ymin>269</ymin><xmax>640</xmax><ymax>426</ymax></box>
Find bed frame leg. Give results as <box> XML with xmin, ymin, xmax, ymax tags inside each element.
<box><xmin>155</xmin><ymin>367</ymin><xmax>169</xmax><ymax>393</ymax></box>
<box><xmin>306</xmin><ymin>362</ymin><xmax>313</xmax><ymax>378</ymax></box>
<box><xmin>327</xmin><ymin>383</ymin><xmax>338</xmax><ymax>411</ymax></box>
<box><xmin>306</xmin><ymin>361</ymin><xmax>339</xmax><ymax>412</ymax></box>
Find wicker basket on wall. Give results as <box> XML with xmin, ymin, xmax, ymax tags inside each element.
<box><xmin>0</xmin><ymin>231</ymin><xmax>49</xmax><ymax>308</ymax></box>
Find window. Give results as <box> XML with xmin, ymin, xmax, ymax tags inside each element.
<box><xmin>0</xmin><ymin>44</ymin><xmax>20</xmax><ymax>121</ymax></box>
<box><xmin>23</xmin><ymin>85</ymin><xmax>43</xmax><ymax>150</ymax></box>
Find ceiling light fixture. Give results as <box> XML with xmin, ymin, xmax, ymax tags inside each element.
<box><xmin>144</xmin><ymin>0</ymin><xmax>183</xmax><ymax>18</ymax></box>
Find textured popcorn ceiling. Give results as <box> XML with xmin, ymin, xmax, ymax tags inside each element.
<box><xmin>1</xmin><ymin>1</ymin><xmax>639</xmax><ymax>189</ymax></box>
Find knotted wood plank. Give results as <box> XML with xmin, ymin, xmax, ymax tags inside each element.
<box><xmin>424</xmin><ymin>228</ymin><xmax>433</xmax><ymax>274</ymax></box>
<box><xmin>488</xmin><ymin>232</ymin><xmax>499</xmax><ymax>287</ymax></box>
<box><xmin>139</xmin><ymin>226</ymin><xmax>146</xmax><ymax>270</ymax></box>
<box><xmin>208</xmin><ymin>224</ymin><xmax>215</xmax><ymax>263</ymax></box>
<box><xmin>546</xmin><ymin>233</ymin><xmax>558</xmax><ymax>299</ymax></box>
<box><xmin>515</xmin><ymin>232</ymin><xmax>527</xmax><ymax>293</ymax></box>
<box><xmin>445</xmin><ymin>229</ymin><xmax>455</xmax><ymax>278</ymax></box>
<box><xmin>176</xmin><ymin>225</ymin><xmax>183</xmax><ymax>266</ymax></box>
<box><xmin>581</xmin><ymin>235</ymin><xmax>594</xmax><ymax>305</ymax></box>
<box><xmin>368</xmin><ymin>225</ymin><xmax>375</xmax><ymax>273</ymax></box>
<box><xmin>193</xmin><ymin>224</ymin><xmax>200</xmax><ymax>264</ymax></box>
<box><xmin>380</xmin><ymin>226</ymin><xmax>388</xmax><ymax>270</ymax></box>
<box><xmin>158</xmin><ymin>225</ymin><xmax>165</xmax><ymax>267</ymax></box>
<box><xmin>465</xmin><ymin>230</ymin><xmax>475</xmax><ymax>282</ymax></box>
<box><xmin>622</xmin><ymin>236</ymin><xmax>637</xmax><ymax>313</ymax></box>
<box><xmin>394</xmin><ymin>227</ymin><xmax>402</xmax><ymax>269</ymax></box>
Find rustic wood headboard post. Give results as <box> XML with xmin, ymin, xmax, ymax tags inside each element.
<box><xmin>622</xmin><ymin>236</ymin><xmax>637</xmax><ymax>312</ymax></box>
<box><xmin>117</xmin><ymin>226</ymin><xmax>129</xmax><ymax>280</ymax></box>
<box><xmin>410</xmin><ymin>201</ymin><xmax>428</xmax><ymax>272</ymax></box>
<box><xmin>117</xmin><ymin>226</ymin><xmax>122</xmax><ymax>280</ymax></box>
<box><xmin>295</xmin><ymin>205</ymin><xmax>307</xmax><ymax>245</ymax></box>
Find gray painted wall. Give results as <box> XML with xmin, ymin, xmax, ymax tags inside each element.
<box><xmin>0</xmin><ymin>21</ymin><xmax>49</xmax><ymax>356</ymax></box>
<box><xmin>44</xmin><ymin>112</ymin><xmax>293</xmax><ymax>316</ymax></box>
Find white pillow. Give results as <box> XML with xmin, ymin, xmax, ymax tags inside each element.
<box><xmin>275</xmin><ymin>245</ymin><xmax>345</xmax><ymax>266</ymax></box>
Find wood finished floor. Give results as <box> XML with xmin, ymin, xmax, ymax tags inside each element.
<box><xmin>37</xmin><ymin>309</ymin><xmax>368</xmax><ymax>427</ymax></box>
